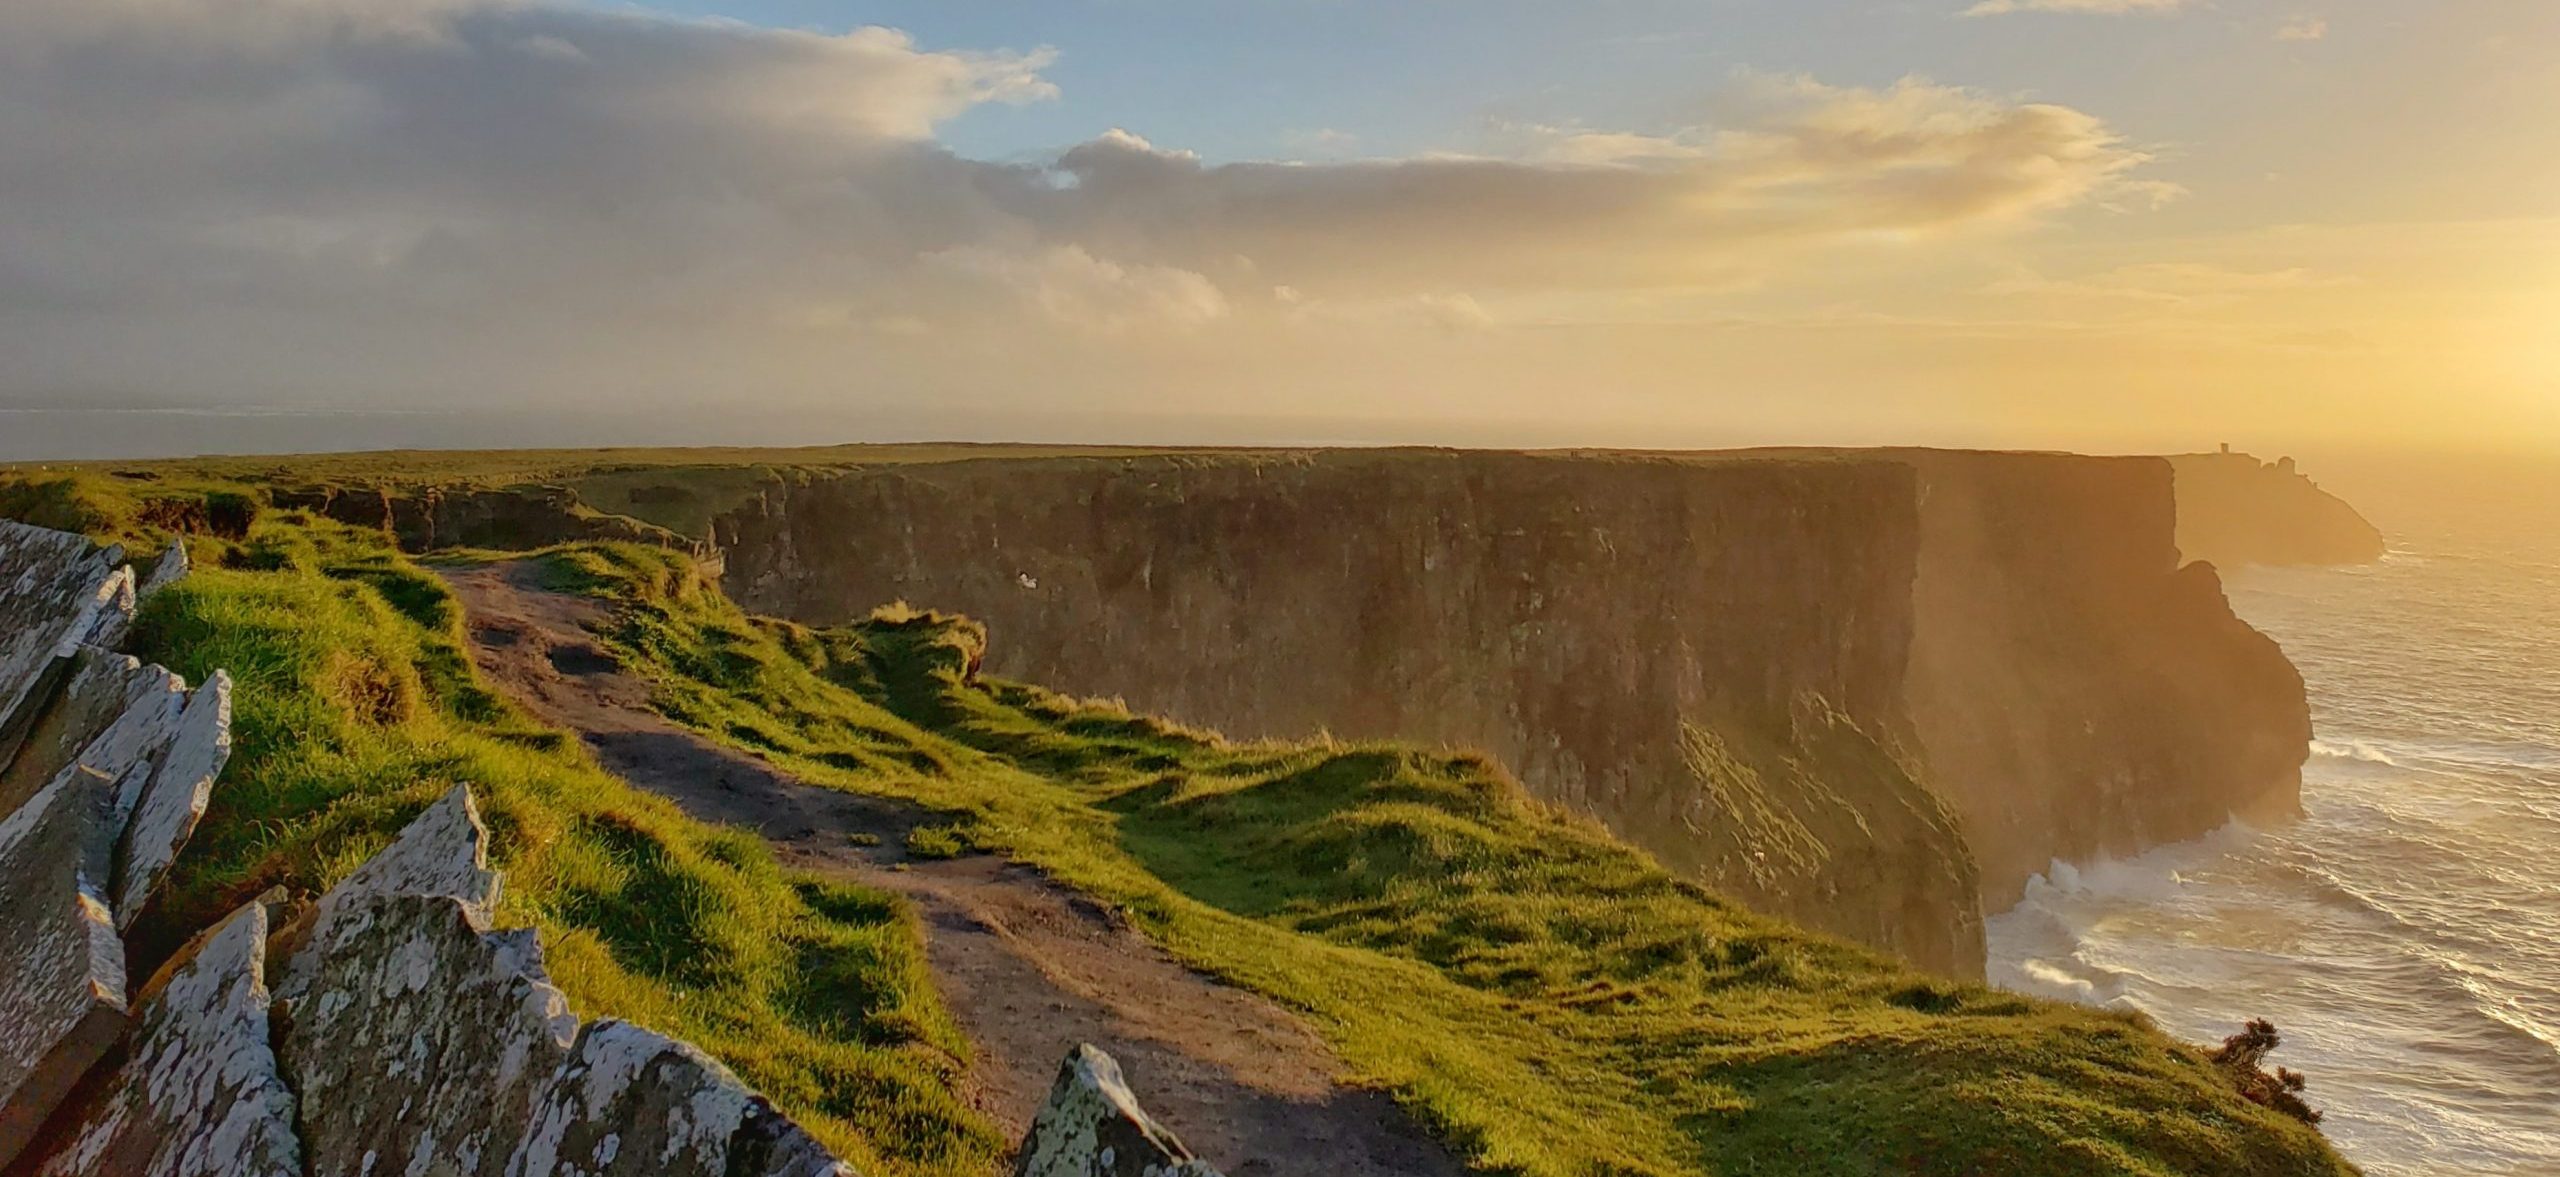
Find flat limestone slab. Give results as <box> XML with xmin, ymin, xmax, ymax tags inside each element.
<box><xmin>508</xmin><ymin>1020</ymin><xmax>853</xmax><ymax>1177</ymax></box>
<box><xmin>0</xmin><ymin>765</ymin><xmax>130</xmax><ymax>1169</ymax></box>
<box><xmin>31</xmin><ymin>897</ymin><xmax>302</xmax><ymax>1177</ymax></box>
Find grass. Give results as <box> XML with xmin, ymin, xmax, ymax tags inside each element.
<box><xmin>5</xmin><ymin>465</ymin><xmax>2357</xmax><ymax>1176</ymax></box>
<box><xmin>544</xmin><ymin>541</ymin><xmax>2357</xmax><ymax>1177</ymax></box>
<box><xmin>41</xmin><ymin>506</ymin><xmax>1008</xmax><ymax>1177</ymax></box>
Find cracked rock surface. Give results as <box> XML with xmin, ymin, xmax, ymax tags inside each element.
<box><xmin>32</xmin><ymin>897</ymin><xmax>301</xmax><ymax>1177</ymax></box>
<box><xmin>1014</xmin><ymin>1045</ymin><xmax>1226</xmax><ymax>1177</ymax></box>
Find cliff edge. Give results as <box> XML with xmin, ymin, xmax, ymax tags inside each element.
<box><xmin>2170</xmin><ymin>451</ymin><xmax>2386</xmax><ymax>567</ymax></box>
<box><xmin>713</xmin><ymin>448</ymin><xmax>2313</xmax><ymax>976</ymax></box>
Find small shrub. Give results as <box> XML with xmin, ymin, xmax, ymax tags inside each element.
<box><xmin>2215</xmin><ymin>1019</ymin><xmax>2325</xmax><ymax>1125</ymax></box>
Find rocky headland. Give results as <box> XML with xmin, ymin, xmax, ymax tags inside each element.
<box><xmin>2169</xmin><ymin>450</ymin><xmax>2387</xmax><ymax>568</ymax></box>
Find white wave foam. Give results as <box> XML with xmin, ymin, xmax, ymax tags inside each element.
<box><xmin>2312</xmin><ymin>738</ymin><xmax>2403</xmax><ymax>767</ymax></box>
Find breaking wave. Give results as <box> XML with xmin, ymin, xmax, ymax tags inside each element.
<box><xmin>1990</xmin><ymin>468</ymin><xmax>2560</xmax><ymax>1177</ymax></box>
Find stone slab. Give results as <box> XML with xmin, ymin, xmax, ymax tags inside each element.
<box><xmin>31</xmin><ymin>897</ymin><xmax>302</xmax><ymax>1177</ymax></box>
<box><xmin>272</xmin><ymin>784</ymin><xmax>502</xmax><ymax>1000</ymax></box>
<box><xmin>0</xmin><ymin>521</ymin><xmax>128</xmax><ymax>770</ymax></box>
<box><xmin>0</xmin><ymin>765</ymin><xmax>131</xmax><ymax>1169</ymax></box>
<box><xmin>1014</xmin><ymin>1045</ymin><xmax>1224</xmax><ymax>1177</ymax></box>
<box><xmin>508</xmin><ymin>1019</ymin><xmax>853</xmax><ymax>1177</ymax></box>
<box><xmin>114</xmin><ymin>669</ymin><xmax>232</xmax><ymax>929</ymax></box>
<box><xmin>136</xmin><ymin>541</ymin><xmax>190</xmax><ymax>602</ymax></box>
<box><xmin>279</xmin><ymin>892</ymin><xmax>578</xmax><ymax>1176</ymax></box>
<box><xmin>0</xmin><ymin>650</ymin><xmax>180</xmax><ymax>822</ymax></box>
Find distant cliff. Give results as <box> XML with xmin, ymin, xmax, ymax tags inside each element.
<box><xmin>2170</xmin><ymin>451</ymin><xmax>2385</xmax><ymax>567</ymax></box>
<box><xmin>714</xmin><ymin>449</ymin><xmax>2312</xmax><ymax>976</ymax></box>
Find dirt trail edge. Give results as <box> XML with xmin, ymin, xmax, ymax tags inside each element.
<box><xmin>438</xmin><ymin>561</ymin><xmax>1467</xmax><ymax>1177</ymax></box>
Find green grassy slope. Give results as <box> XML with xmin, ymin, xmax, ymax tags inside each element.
<box><xmin>549</xmin><ymin>541</ymin><xmax>2354</xmax><ymax>1177</ymax></box>
<box><xmin>0</xmin><ymin>466</ymin><xmax>2357</xmax><ymax>1177</ymax></box>
<box><xmin>5</xmin><ymin>483</ymin><xmax>1004</xmax><ymax>1177</ymax></box>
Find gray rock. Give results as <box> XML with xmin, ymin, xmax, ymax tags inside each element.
<box><xmin>0</xmin><ymin>650</ymin><xmax>181</xmax><ymax>821</ymax></box>
<box><xmin>275</xmin><ymin>783</ymin><xmax>501</xmax><ymax>1002</ymax></box>
<box><xmin>76</xmin><ymin>565</ymin><xmax>138</xmax><ymax>653</ymax></box>
<box><xmin>31</xmin><ymin>896</ymin><xmax>302</xmax><ymax>1177</ymax></box>
<box><xmin>278</xmin><ymin>892</ymin><xmax>579</xmax><ymax>1176</ymax></box>
<box><xmin>137</xmin><ymin>541</ymin><xmax>191</xmax><ymax>601</ymax></box>
<box><xmin>1013</xmin><ymin>1045</ymin><xmax>1224</xmax><ymax>1177</ymax></box>
<box><xmin>270</xmin><ymin>784</ymin><xmax>853</xmax><ymax>1177</ymax></box>
<box><xmin>114</xmin><ymin>669</ymin><xmax>233</xmax><ymax>929</ymax></box>
<box><xmin>508</xmin><ymin>1019</ymin><xmax>854</xmax><ymax>1177</ymax></box>
<box><xmin>274</xmin><ymin>785</ymin><xmax>570</xmax><ymax>1175</ymax></box>
<box><xmin>0</xmin><ymin>765</ymin><xmax>131</xmax><ymax>1169</ymax></box>
<box><xmin>0</xmin><ymin>521</ymin><xmax>129</xmax><ymax>767</ymax></box>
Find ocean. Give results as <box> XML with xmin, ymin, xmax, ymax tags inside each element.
<box><xmin>1988</xmin><ymin>455</ymin><xmax>2560</xmax><ymax>1176</ymax></box>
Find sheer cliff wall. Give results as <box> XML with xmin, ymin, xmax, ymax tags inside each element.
<box><xmin>715</xmin><ymin>449</ymin><xmax>2309</xmax><ymax>975</ymax></box>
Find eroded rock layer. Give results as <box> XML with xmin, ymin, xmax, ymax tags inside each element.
<box><xmin>716</xmin><ymin>448</ymin><xmax>2311</xmax><ymax>973</ymax></box>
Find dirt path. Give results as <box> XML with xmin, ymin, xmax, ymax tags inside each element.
<box><xmin>437</xmin><ymin>562</ymin><xmax>1465</xmax><ymax>1177</ymax></box>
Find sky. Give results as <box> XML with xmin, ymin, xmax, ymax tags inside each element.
<box><xmin>1</xmin><ymin>0</ymin><xmax>2554</xmax><ymax>460</ymax></box>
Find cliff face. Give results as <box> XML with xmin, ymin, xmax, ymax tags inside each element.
<box><xmin>1901</xmin><ymin>453</ymin><xmax>2310</xmax><ymax>906</ymax></box>
<box><xmin>715</xmin><ymin>449</ymin><xmax>2310</xmax><ymax>975</ymax></box>
<box><xmin>2169</xmin><ymin>452</ymin><xmax>2386</xmax><ymax>567</ymax></box>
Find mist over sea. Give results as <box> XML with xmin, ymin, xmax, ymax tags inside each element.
<box><xmin>1990</xmin><ymin>455</ymin><xmax>2560</xmax><ymax>1176</ymax></box>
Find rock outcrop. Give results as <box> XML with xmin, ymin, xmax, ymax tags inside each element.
<box><xmin>33</xmin><ymin>897</ymin><xmax>303</xmax><ymax>1177</ymax></box>
<box><xmin>0</xmin><ymin>528</ymin><xmax>226</xmax><ymax>1168</ymax></box>
<box><xmin>0</xmin><ymin>518</ymin><xmax>857</xmax><ymax>1176</ymax></box>
<box><xmin>716</xmin><ymin>449</ymin><xmax>2313</xmax><ymax>974</ymax></box>
<box><xmin>263</xmin><ymin>784</ymin><xmax>853</xmax><ymax>1177</ymax></box>
<box><xmin>0</xmin><ymin>763</ymin><xmax>131</xmax><ymax>1162</ymax></box>
<box><xmin>8</xmin><ymin>777</ymin><xmax>860</xmax><ymax>1176</ymax></box>
<box><xmin>0</xmin><ymin>522</ymin><xmax>134</xmax><ymax>766</ymax></box>
<box><xmin>2168</xmin><ymin>451</ymin><xmax>2385</xmax><ymax>567</ymax></box>
<box><xmin>1015</xmin><ymin>1045</ymin><xmax>1224</xmax><ymax>1177</ymax></box>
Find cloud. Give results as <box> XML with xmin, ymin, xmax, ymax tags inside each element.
<box><xmin>928</xmin><ymin>245</ymin><xmax>1231</xmax><ymax>332</ymax></box>
<box><xmin>1985</xmin><ymin>262</ymin><xmax>2352</xmax><ymax>305</ymax></box>
<box><xmin>0</xmin><ymin>0</ymin><xmax>2167</xmax><ymax>413</ymax></box>
<box><xmin>1961</xmin><ymin>0</ymin><xmax>2194</xmax><ymax>16</ymax></box>
<box><xmin>2276</xmin><ymin>17</ymin><xmax>2329</xmax><ymax>41</ymax></box>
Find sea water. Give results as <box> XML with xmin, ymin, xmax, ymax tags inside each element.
<box><xmin>1988</xmin><ymin>456</ymin><xmax>2560</xmax><ymax>1176</ymax></box>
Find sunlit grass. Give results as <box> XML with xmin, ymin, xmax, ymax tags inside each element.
<box><xmin>553</xmin><ymin>542</ymin><xmax>2357</xmax><ymax>1177</ymax></box>
<box><xmin>113</xmin><ymin>519</ymin><xmax>1005</xmax><ymax>1177</ymax></box>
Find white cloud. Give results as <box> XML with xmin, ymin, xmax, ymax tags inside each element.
<box><xmin>0</xmin><ymin>0</ymin><xmax>2169</xmax><ymax>411</ymax></box>
<box><xmin>929</xmin><ymin>246</ymin><xmax>1231</xmax><ymax>332</ymax></box>
<box><xmin>1961</xmin><ymin>0</ymin><xmax>2195</xmax><ymax>16</ymax></box>
<box><xmin>2276</xmin><ymin>17</ymin><xmax>2329</xmax><ymax>42</ymax></box>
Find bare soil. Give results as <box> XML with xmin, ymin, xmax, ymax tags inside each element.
<box><xmin>437</xmin><ymin>561</ymin><xmax>1465</xmax><ymax>1177</ymax></box>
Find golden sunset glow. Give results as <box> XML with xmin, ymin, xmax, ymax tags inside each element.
<box><xmin>0</xmin><ymin>1</ymin><xmax>2552</xmax><ymax>459</ymax></box>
